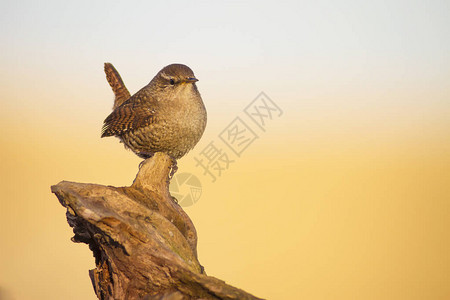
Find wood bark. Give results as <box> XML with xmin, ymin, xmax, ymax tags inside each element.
<box><xmin>51</xmin><ymin>153</ymin><xmax>262</xmax><ymax>300</ymax></box>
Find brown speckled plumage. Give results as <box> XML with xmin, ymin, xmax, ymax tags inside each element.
<box><xmin>101</xmin><ymin>64</ymin><xmax>207</xmax><ymax>159</ymax></box>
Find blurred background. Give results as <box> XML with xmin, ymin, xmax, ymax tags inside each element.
<box><xmin>0</xmin><ymin>0</ymin><xmax>449</xmax><ymax>299</ymax></box>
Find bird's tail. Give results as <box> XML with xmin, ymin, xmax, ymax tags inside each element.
<box><xmin>104</xmin><ymin>62</ymin><xmax>131</xmax><ymax>109</ymax></box>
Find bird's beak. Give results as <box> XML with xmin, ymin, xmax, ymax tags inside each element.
<box><xmin>185</xmin><ymin>77</ymin><xmax>199</xmax><ymax>83</ymax></box>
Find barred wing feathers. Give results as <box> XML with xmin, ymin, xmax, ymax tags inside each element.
<box><xmin>101</xmin><ymin>102</ymin><xmax>156</xmax><ymax>137</ymax></box>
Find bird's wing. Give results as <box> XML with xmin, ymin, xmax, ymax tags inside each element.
<box><xmin>101</xmin><ymin>101</ymin><xmax>156</xmax><ymax>137</ymax></box>
<box><xmin>104</xmin><ymin>63</ymin><xmax>131</xmax><ymax>109</ymax></box>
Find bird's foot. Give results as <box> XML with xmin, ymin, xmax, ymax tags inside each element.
<box><xmin>168</xmin><ymin>157</ymin><xmax>178</xmax><ymax>181</ymax></box>
<box><xmin>138</xmin><ymin>160</ymin><xmax>145</xmax><ymax>169</ymax></box>
<box><xmin>137</xmin><ymin>151</ymin><xmax>154</xmax><ymax>169</ymax></box>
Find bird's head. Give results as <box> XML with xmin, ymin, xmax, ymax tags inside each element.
<box><xmin>153</xmin><ymin>64</ymin><xmax>199</xmax><ymax>89</ymax></box>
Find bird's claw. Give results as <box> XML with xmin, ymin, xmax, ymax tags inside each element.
<box><xmin>168</xmin><ymin>158</ymin><xmax>178</xmax><ymax>181</ymax></box>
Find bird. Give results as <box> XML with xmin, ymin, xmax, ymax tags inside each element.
<box><xmin>101</xmin><ymin>63</ymin><xmax>207</xmax><ymax>164</ymax></box>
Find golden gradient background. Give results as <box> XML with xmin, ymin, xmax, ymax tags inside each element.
<box><xmin>1</xmin><ymin>1</ymin><xmax>449</xmax><ymax>299</ymax></box>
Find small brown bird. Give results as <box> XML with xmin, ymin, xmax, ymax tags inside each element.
<box><xmin>101</xmin><ymin>63</ymin><xmax>207</xmax><ymax>161</ymax></box>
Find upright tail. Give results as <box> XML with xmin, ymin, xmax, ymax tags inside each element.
<box><xmin>104</xmin><ymin>63</ymin><xmax>131</xmax><ymax>109</ymax></box>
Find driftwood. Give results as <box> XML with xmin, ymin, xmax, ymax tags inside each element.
<box><xmin>51</xmin><ymin>153</ymin><xmax>262</xmax><ymax>300</ymax></box>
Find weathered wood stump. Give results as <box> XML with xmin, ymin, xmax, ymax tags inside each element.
<box><xmin>51</xmin><ymin>153</ymin><xmax>262</xmax><ymax>300</ymax></box>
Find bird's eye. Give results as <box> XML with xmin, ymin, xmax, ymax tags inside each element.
<box><xmin>170</xmin><ymin>79</ymin><xmax>175</xmax><ymax>85</ymax></box>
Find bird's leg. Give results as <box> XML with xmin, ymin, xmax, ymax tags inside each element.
<box><xmin>169</xmin><ymin>157</ymin><xmax>178</xmax><ymax>181</ymax></box>
<box><xmin>138</xmin><ymin>151</ymin><xmax>154</xmax><ymax>169</ymax></box>
<box><xmin>166</xmin><ymin>157</ymin><xmax>179</xmax><ymax>203</ymax></box>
